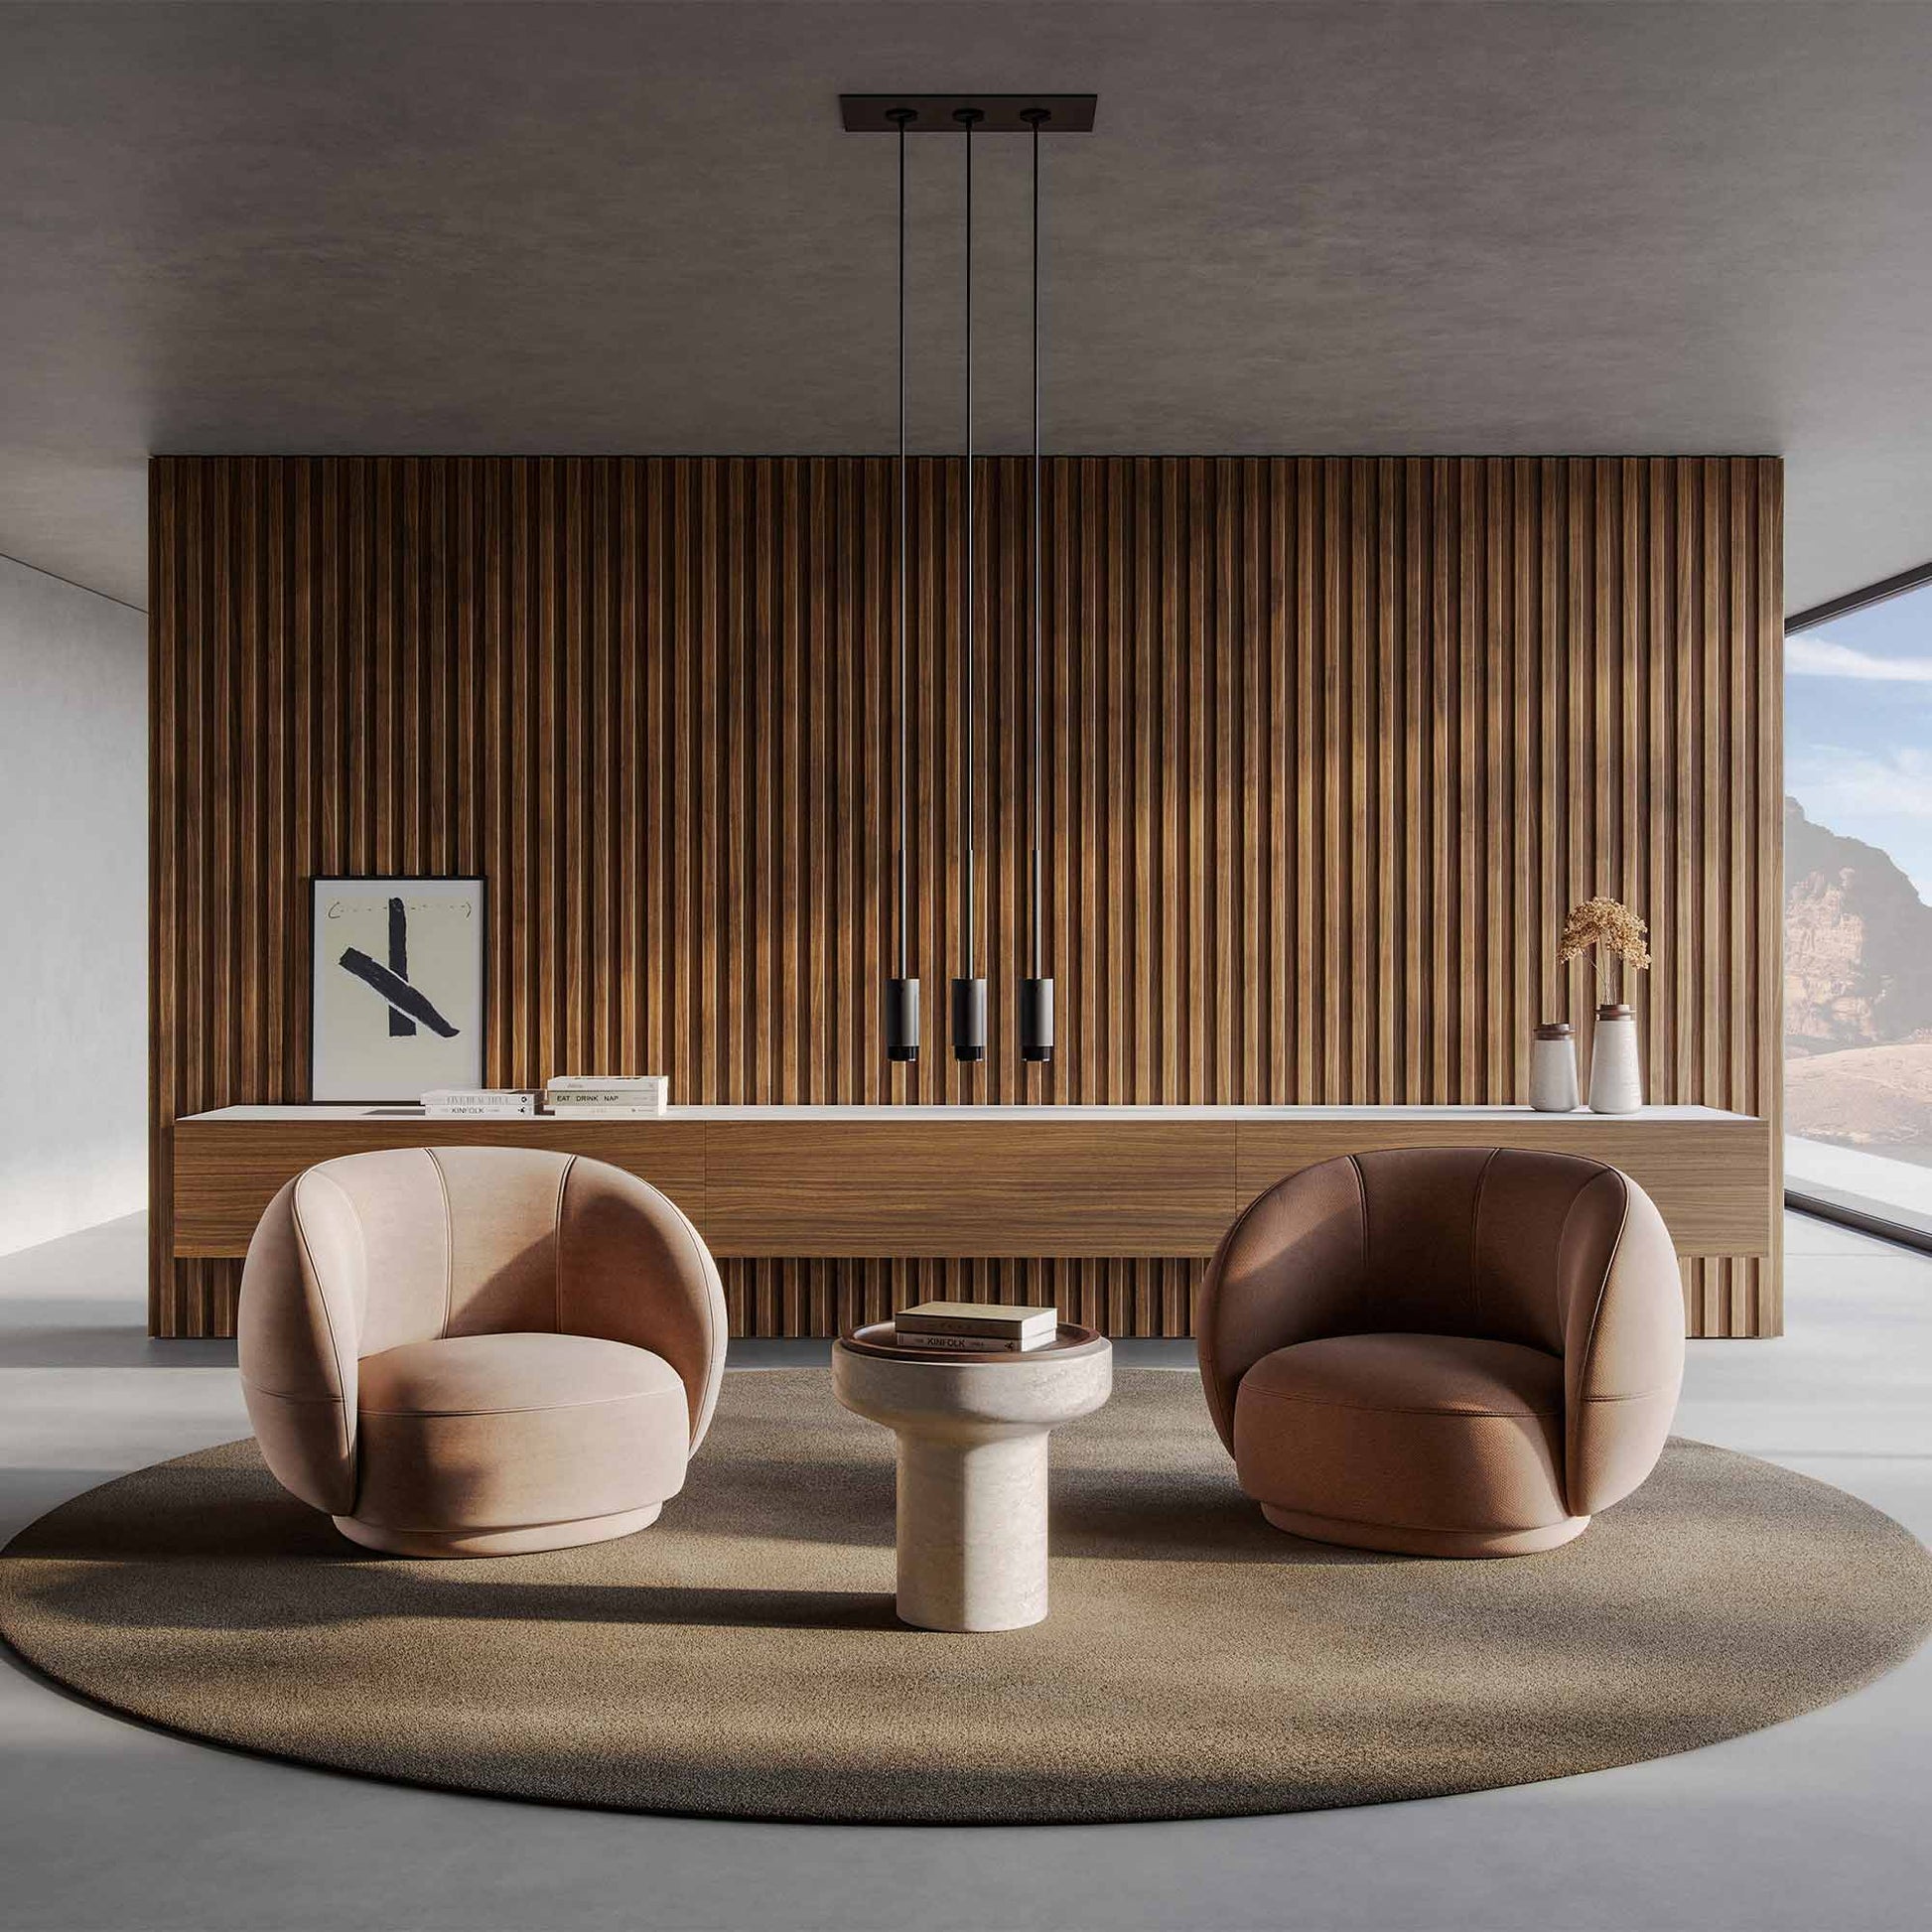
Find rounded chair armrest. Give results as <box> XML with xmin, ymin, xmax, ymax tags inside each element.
<box><xmin>556</xmin><ymin>1160</ymin><xmax>729</xmax><ymax>1451</ymax></box>
<box><xmin>1195</xmin><ymin>1156</ymin><xmax>1371</xmax><ymax>1452</ymax></box>
<box><xmin>1559</xmin><ymin>1168</ymin><xmax>1686</xmax><ymax>1516</ymax></box>
<box><xmin>237</xmin><ymin>1171</ymin><xmax>366</xmax><ymax>1514</ymax></box>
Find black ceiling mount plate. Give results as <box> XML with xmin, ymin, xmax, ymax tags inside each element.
<box><xmin>840</xmin><ymin>94</ymin><xmax>1097</xmax><ymax>134</ymax></box>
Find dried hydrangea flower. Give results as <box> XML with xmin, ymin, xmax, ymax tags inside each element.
<box><xmin>1559</xmin><ymin>897</ymin><xmax>1652</xmax><ymax>1003</ymax></box>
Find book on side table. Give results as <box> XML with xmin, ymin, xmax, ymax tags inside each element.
<box><xmin>893</xmin><ymin>1301</ymin><xmax>1059</xmax><ymax>1353</ymax></box>
<box><xmin>422</xmin><ymin>1088</ymin><xmax>536</xmax><ymax>1118</ymax></box>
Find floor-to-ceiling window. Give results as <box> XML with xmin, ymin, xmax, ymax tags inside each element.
<box><xmin>1786</xmin><ymin>565</ymin><xmax>1932</xmax><ymax>1238</ymax></box>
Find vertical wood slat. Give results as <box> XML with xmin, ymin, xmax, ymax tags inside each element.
<box><xmin>149</xmin><ymin>456</ymin><xmax>1784</xmax><ymax>1338</ymax></box>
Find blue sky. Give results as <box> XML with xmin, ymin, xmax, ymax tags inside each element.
<box><xmin>1787</xmin><ymin>579</ymin><xmax>1932</xmax><ymax>904</ymax></box>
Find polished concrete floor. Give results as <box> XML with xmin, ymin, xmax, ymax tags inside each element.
<box><xmin>2</xmin><ymin>1211</ymin><xmax>1928</xmax><ymax>1932</ymax></box>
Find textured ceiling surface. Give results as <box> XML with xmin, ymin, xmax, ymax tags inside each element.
<box><xmin>6</xmin><ymin>1</ymin><xmax>1932</xmax><ymax>611</ymax></box>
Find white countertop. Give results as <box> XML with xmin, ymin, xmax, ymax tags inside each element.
<box><xmin>186</xmin><ymin>1102</ymin><xmax>1757</xmax><ymax>1123</ymax></box>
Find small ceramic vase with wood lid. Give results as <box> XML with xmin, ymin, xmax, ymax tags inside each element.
<box><xmin>1529</xmin><ymin>1022</ymin><xmax>1581</xmax><ymax>1112</ymax></box>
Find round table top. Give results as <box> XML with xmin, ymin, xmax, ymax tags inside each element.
<box><xmin>837</xmin><ymin>1320</ymin><xmax>1109</xmax><ymax>1364</ymax></box>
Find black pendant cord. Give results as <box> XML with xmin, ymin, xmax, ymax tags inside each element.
<box><xmin>1029</xmin><ymin>112</ymin><xmax>1041</xmax><ymax>976</ymax></box>
<box><xmin>951</xmin><ymin>106</ymin><xmax>987</xmax><ymax>1061</ymax></box>
<box><xmin>961</xmin><ymin>107</ymin><xmax>976</xmax><ymax>980</ymax></box>
<box><xmin>884</xmin><ymin>106</ymin><xmax>920</xmax><ymax>1062</ymax></box>
<box><xmin>897</xmin><ymin>109</ymin><xmax>909</xmax><ymax>981</ymax></box>
<box><xmin>1020</xmin><ymin>107</ymin><xmax>1055</xmax><ymax>1063</ymax></box>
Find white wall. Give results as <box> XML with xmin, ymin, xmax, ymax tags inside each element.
<box><xmin>0</xmin><ymin>555</ymin><xmax>146</xmax><ymax>1255</ymax></box>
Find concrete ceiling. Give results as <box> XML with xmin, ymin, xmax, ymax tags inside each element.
<box><xmin>7</xmin><ymin>1</ymin><xmax>1932</xmax><ymax>613</ymax></box>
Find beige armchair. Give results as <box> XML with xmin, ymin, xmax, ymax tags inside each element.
<box><xmin>238</xmin><ymin>1147</ymin><xmax>727</xmax><ymax>1557</ymax></box>
<box><xmin>1197</xmin><ymin>1148</ymin><xmax>1684</xmax><ymax>1557</ymax></box>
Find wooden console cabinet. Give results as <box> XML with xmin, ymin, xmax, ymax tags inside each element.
<box><xmin>174</xmin><ymin>1104</ymin><xmax>1773</xmax><ymax>1322</ymax></box>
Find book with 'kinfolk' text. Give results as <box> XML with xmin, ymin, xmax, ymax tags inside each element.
<box><xmin>421</xmin><ymin>1088</ymin><xmax>535</xmax><ymax>1117</ymax></box>
<box><xmin>893</xmin><ymin>1301</ymin><xmax>1059</xmax><ymax>1349</ymax></box>
<box><xmin>892</xmin><ymin>1329</ymin><xmax>1056</xmax><ymax>1354</ymax></box>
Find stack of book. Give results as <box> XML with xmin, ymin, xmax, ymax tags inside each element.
<box><xmin>892</xmin><ymin>1301</ymin><xmax>1059</xmax><ymax>1354</ymax></box>
<box><xmin>421</xmin><ymin>1088</ymin><xmax>536</xmax><ymax>1118</ymax></box>
<box><xmin>543</xmin><ymin>1074</ymin><xmax>670</xmax><ymax>1118</ymax></box>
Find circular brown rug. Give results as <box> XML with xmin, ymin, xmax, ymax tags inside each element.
<box><xmin>3</xmin><ymin>1368</ymin><xmax>1928</xmax><ymax>1824</ymax></box>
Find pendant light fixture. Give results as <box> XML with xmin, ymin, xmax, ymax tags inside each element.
<box><xmin>884</xmin><ymin>105</ymin><xmax>920</xmax><ymax>1063</ymax></box>
<box><xmin>951</xmin><ymin>104</ymin><xmax>988</xmax><ymax>1062</ymax></box>
<box><xmin>1018</xmin><ymin>107</ymin><xmax>1054</xmax><ymax>1064</ymax></box>
<box><xmin>840</xmin><ymin>95</ymin><xmax>1096</xmax><ymax>1068</ymax></box>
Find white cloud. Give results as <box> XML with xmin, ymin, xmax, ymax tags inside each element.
<box><xmin>1787</xmin><ymin>634</ymin><xmax>1932</xmax><ymax>681</ymax></box>
<box><xmin>1790</xmin><ymin>744</ymin><xmax>1932</xmax><ymax>819</ymax></box>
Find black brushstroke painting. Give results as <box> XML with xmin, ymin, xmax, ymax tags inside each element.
<box><xmin>338</xmin><ymin>946</ymin><xmax>461</xmax><ymax>1037</ymax></box>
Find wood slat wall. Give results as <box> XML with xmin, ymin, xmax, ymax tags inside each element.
<box><xmin>150</xmin><ymin>454</ymin><xmax>1783</xmax><ymax>1338</ymax></box>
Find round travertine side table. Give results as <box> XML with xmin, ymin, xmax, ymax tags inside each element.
<box><xmin>832</xmin><ymin>1322</ymin><xmax>1113</xmax><ymax>1632</ymax></box>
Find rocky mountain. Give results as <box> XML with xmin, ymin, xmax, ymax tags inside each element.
<box><xmin>1784</xmin><ymin>795</ymin><xmax>1932</xmax><ymax>1054</ymax></box>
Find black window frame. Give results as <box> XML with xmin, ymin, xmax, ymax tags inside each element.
<box><xmin>1784</xmin><ymin>557</ymin><xmax>1932</xmax><ymax>1254</ymax></box>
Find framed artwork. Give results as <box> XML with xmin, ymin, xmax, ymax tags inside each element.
<box><xmin>310</xmin><ymin>877</ymin><xmax>486</xmax><ymax>1102</ymax></box>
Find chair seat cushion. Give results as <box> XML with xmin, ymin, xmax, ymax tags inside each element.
<box><xmin>1232</xmin><ymin>1332</ymin><xmax>1580</xmax><ymax>1554</ymax></box>
<box><xmin>351</xmin><ymin>1331</ymin><xmax>690</xmax><ymax>1538</ymax></box>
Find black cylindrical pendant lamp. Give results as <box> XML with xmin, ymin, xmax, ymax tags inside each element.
<box><xmin>951</xmin><ymin>105</ymin><xmax>987</xmax><ymax>1062</ymax></box>
<box><xmin>950</xmin><ymin>973</ymin><xmax>987</xmax><ymax>1063</ymax></box>
<box><xmin>884</xmin><ymin>106</ymin><xmax>921</xmax><ymax>1063</ymax></box>
<box><xmin>1019</xmin><ymin>107</ymin><xmax>1055</xmax><ymax>1064</ymax></box>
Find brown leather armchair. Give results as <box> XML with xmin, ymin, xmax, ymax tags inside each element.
<box><xmin>1197</xmin><ymin>1148</ymin><xmax>1684</xmax><ymax>1557</ymax></box>
<box><xmin>239</xmin><ymin>1147</ymin><xmax>727</xmax><ymax>1557</ymax></box>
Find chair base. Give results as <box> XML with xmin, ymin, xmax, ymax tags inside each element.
<box><xmin>1259</xmin><ymin>1503</ymin><xmax>1589</xmax><ymax>1559</ymax></box>
<box><xmin>332</xmin><ymin>1501</ymin><xmax>663</xmax><ymax>1559</ymax></box>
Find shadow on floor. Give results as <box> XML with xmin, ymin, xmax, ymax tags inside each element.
<box><xmin>0</xmin><ymin>1323</ymin><xmax>236</xmax><ymax>1370</ymax></box>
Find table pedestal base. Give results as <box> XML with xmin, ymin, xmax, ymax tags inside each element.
<box><xmin>896</xmin><ymin>1428</ymin><xmax>1050</xmax><ymax>1632</ymax></box>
